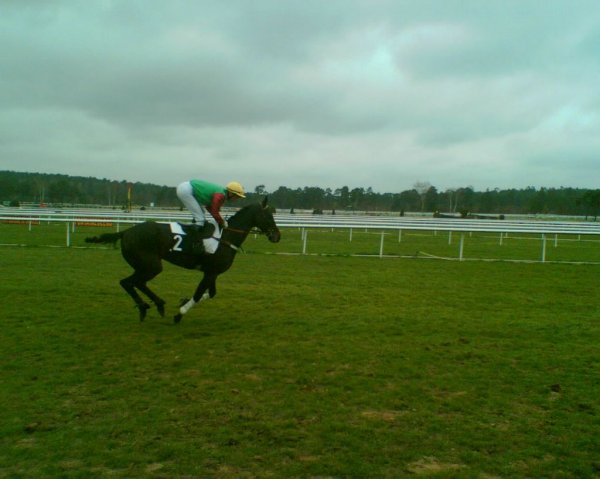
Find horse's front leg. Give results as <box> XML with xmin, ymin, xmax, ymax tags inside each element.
<box><xmin>174</xmin><ymin>275</ymin><xmax>217</xmax><ymax>323</ymax></box>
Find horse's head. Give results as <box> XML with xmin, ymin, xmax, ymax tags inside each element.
<box><xmin>227</xmin><ymin>196</ymin><xmax>281</xmax><ymax>243</ymax></box>
<box><xmin>255</xmin><ymin>196</ymin><xmax>281</xmax><ymax>243</ymax></box>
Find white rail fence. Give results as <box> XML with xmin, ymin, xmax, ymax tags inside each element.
<box><xmin>2</xmin><ymin>208</ymin><xmax>600</xmax><ymax>262</ymax></box>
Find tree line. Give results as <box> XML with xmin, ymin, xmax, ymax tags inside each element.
<box><xmin>1</xmin><ymin>170</ymin><xmax>599</xmax><ymax>219</ymax></box>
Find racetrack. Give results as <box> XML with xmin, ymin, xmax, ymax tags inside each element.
<box><xmin>1</xmin><ymin>242</ymin><xmax>599</xmax><ymax>478</ymax></box>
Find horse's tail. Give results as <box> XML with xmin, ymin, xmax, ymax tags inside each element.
<box><xmin>85</xmin><ymin>232</ymin><xmax>123</xmax><ymax>245</ymax></box>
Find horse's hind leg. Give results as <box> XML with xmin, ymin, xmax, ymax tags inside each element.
<box><xmin>121</xmin><ymin>252</ymin><xmax>166</xmax><ymax>320</ymax></box>
<box><xmin>136</xmin><ymin>283</ymin><xmax>165</xmax><ymax>317</ymax></box>
<box><xmin>120</xmin><ymin>273</ymin><xmax>151</xmax><ymax>321</ymax></box>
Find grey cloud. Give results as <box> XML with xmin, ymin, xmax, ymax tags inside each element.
<box><xmin>1</xmin><ymin>0</ymin><xmax>599</xmax><ymax>191</ymax></box>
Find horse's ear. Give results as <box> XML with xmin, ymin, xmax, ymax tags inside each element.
<box><xmin>262</xmin><ymin>196</ymin><xmax>269</xmax><ymax>209</ymax></box>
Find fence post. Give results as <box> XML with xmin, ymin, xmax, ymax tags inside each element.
<box><xmin>379</xmin><ymin>231</ymin><xmax>385</xmax><ymax>258</ymax></box>
<box><xmin>541</xmin><ymin>234</ymin><xmax>546</xmax><ymax>262</ymax></box>
<box><xmin>349</xmin><ymin>228</ymin><xmax>353</xmax><ymax>242</ymax></box>
<box><xmin>302</xmin><ymin>228</ymin><xmax>308</xmax><ymax>255</ymax></box>
<box><xmin>398</xmin><ymin>229</ymin><xmax>402</xmax><ymax>242</ymax></box>
<box><xmin>448</xmin><ymin>231</ymin><xmax>453</xmax><ymax>245</ymax></box>
<box><xmin>66</xmin><ymin>222</ymin><xmax>71</xmax><ymax>247</ymax></box>
<box><xmin>459</xmin><ymin>233</ymin><xmax>465</xmax><ymax>261</ymax></box>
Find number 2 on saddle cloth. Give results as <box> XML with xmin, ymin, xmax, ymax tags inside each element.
<box><xmin>169</xmin><ymin>222</ymin><xmax>220</xmax><ymax>255</ymax></box>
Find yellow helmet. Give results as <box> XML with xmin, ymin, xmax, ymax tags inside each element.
<box><xmin>226</xmin><ymin>181</ymin><xmax>246</xmax><ymax>198</ymax></box>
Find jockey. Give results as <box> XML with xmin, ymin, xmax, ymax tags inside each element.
<box><xmin>176</xmin><ymin>179</ymin><xmax>246</xmax><ymax>254</ymax></box>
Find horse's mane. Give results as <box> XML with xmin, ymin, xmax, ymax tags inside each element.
<box><xmin>241</xmin><ymin>202</ymin><xmax>262</xmax><ymax>212</ymax></box>
<box><xmin>229</xmin><ymin>202</ymin><xmax>261</xmax><ymax>220</ymax></box>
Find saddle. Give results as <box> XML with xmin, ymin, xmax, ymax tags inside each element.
<box><xmin>186</xmin><ymin>222</ymin><xmax>215</xmax><ymax>239</ymax></box>
<box><xmin>177</xmin><ymin>222</ymin><xmax>220</xmax><ymax>255</ymax></box>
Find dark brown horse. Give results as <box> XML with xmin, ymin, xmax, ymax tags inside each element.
<box><xmin>86</xmin><ymin>197</ymin><xmax>280</xmax><ymax>323</ymax></box>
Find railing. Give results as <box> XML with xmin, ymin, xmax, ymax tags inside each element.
<box><xmin>2</xmin><ymin>208</ymin><xmax>599</xmax><ymax>262</ymax></box>
<box><xmin>2</xmin><ymin>207</ymin><xmax>599</xmax><ymax>232</ymax></box>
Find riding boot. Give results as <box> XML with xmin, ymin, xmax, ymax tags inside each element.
<box><xmin>199</xmin><ymin>222</ymin><xmax>216</xmax><ymax>238</ymax></box>
<box><xmin>188</xmin><ymin>224</ymin><xmax>206</xmax><ymax>255</ymax></box>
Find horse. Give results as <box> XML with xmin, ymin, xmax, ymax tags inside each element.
<box><xmin>85</xmin><ymin>197</ymin><xmax>281</xmax><ymax>323</ymax></box>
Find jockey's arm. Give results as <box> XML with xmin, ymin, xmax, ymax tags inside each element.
<box><xmin>207</xmin><ymin>192</ymin><xmax>226</xmax><ymax>226</ymax></box>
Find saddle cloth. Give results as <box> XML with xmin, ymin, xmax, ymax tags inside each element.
<box><xmin>167</xmin><ymin>222</ymin><xmax>222</xmax><ymax>254</ymax></box>
<box><xmin>169</xmin><ymin>222</ymin><xmax>186</xmax><ymax>235</ymax></box>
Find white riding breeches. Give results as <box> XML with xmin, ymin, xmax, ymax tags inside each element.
<box><xmin>176</xmin><ymin>181</ymin><xmax>206</xmax><ymax>225</ymax></box>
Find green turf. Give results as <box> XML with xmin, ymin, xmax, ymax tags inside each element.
<box><xmin>0</xmin><ymin>228</ymin><xmax>599</xmax><ymax>478</ymax></box>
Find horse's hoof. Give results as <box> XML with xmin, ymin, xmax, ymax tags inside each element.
<box><xmin>174</xmin><ymin>313</ymin><xmax>182</xmax><ymax>324</ymax></box>
<box><xmin>156</xmin><ymin>301</ymin><xmax>166</xmax><ymax>317</ymax></box>
<box><xmin>138</xmin><ymin>303</ymin><xmax>150</xmax><ymax>321</ymax></box>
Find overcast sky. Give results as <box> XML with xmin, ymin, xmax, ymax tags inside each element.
<box><xmin>2</xmin><ymin>1</ymin><xmax>599</xmax><ymax>193</ymax></box>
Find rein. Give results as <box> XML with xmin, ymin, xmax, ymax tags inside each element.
<box><xmin>220</xmin><ymin>225</ymin><xmax>250</xmax><ymax>253</ymax></box>
<box><xmin>224</xmin><ymin>226</ymin><xmax>263</xmax><ymax>235</ymax></box>
<box><xmin>221</xmin><ymin>226</ymin><xmax>269</xmax><ymax>253</ymax></box>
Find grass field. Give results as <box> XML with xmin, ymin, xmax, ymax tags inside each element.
<box><xmin>1</xmin><ymin>224</ymin><xmax>599</xmax><ymax>478</ymax></box>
